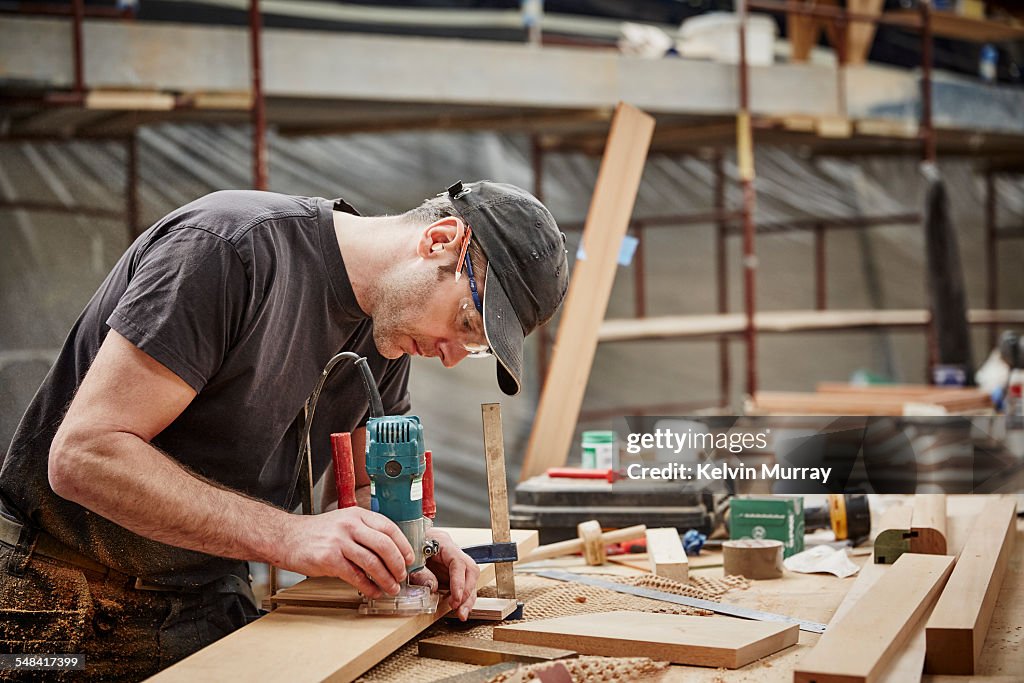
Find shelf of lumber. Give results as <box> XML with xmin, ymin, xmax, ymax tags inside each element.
<box><xmin>149</xmin><ymin>528</ymin><xmax>538</xmax><ymax>683</ymax></box>
<box><xmin>884</xmin><ymin>10</ymin><xmax>1024</xmax><ymax>42</ymax></box>
<box><xmin>597</xmin><ymin>309</ymin><xmax>1024</xmax><ymax>343</ymax></box>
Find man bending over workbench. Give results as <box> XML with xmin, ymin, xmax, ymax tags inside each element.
<box><xmin>0</xmin><ymin>181</ymin><xmax>568</xmax><ymax>679</ymax></box>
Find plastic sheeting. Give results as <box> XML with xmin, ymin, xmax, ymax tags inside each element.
<box><xmin>1</xmin><ymin>125</ymin><xmax>1022</xmax><ymax>525</ymax></box>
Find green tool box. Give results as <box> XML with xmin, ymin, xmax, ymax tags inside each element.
<box><xmin>730</xmin><ymin>496</ymin><xmax>804</xmax><ymax>558</ymax></box>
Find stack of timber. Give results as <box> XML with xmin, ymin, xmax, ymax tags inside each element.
<box><xmin>748</xmin><ymin>382</ymin><xmax>992</xmax><ymax>416</ymax></box>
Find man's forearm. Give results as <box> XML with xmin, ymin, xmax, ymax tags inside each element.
<box><xmin>49</xmin><ymin>428</ymin><xmax>293</xmax><ymax>566</ymax></box>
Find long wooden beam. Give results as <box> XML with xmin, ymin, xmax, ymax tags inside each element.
<box><xmin>598</xmin><ymin>309</ymin><xmax>1024</xmax><ymax>343</ymax></box>
<box><xmin>794</xmin><ymin>553</ymin><xmax>955</xmax><ymax>683</ymax></box>
<box><xmin>925</xmin><ymin>497</ymin><xmax>1017</xmax><ymax>674</ymax></box>
<box><xmin>148</xmin><ymin>527</ymin><xmax>538</xmax><ymax>682</ymax></box>
<box><xmin>519</xmin><ymin>102</ymin><xmax>654</xmax><ymax>480</ymax></box>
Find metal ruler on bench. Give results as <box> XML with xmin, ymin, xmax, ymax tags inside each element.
<box><xmin>535</xmin><ymin>570</ymin><xmax>827</xmax><ymax>634</ymax></box>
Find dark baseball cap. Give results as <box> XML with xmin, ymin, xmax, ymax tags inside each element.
<box><xmin>445</xmin><ymin>180</ymin><xmax>569</xmax><ymax>395</ymax></box>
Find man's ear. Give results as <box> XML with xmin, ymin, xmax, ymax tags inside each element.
<box><xmin>416</xmin><ymin>216</ymin><xmax>466</xmax><ymax>259</ymax></box>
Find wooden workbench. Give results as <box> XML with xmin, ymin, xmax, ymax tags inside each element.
<box><xmin>397</xmin><ymin>497</ymin><xmax>1021</xmax><ymax>682</ymax></box>
<box><xmin>658</xmin><ymin>503</ymin><xmax>1022</xmax><ymax>682</ymax></box>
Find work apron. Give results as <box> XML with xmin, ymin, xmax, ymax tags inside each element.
<box><xmin>0</xmin><ymin>512</ymin><xmax>260</xmax><ymax>682</ymax></box>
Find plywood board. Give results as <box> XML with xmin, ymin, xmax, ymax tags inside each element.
<box><xmin>645</xmin><ymin>527</ymin><xmax>688</xmax><ymax>582</ymax></box>
<box><xmin>925</xmin><ymin>497</ymin><xmax>1017</xmax><ymax>674</ymax></box>
<box><xmin>418</xmin><ymin>634</ymin><xmax>577</xmax><ymax>665</ymax></box>
<box><xmin>493</xmin><ymin>611</ymin><xmax>798</xmax><ymax>669</ymax></box>
<box><xmin>794</xmin><ymin>553</ymin><xmax>954</xmax><ymax>683</ymax></box>
<box><xmin>149</xmin><ymin>528</ymin><xmax>538</xmax><ymax>683</ymax></box>
<box><xmin>520</xmin><ymin>102</ymin><xmax>654</xmax><ymax>480</ymax></box>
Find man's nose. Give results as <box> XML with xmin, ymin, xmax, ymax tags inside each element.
<box><xmin>440</xmin><ymin>341</ymin><xmax>468</xmax><ymax>368</ymax></box>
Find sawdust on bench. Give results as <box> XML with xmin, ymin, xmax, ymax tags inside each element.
<box><xmin>356</xmin><ymin>572</ymin><xmax>750</xmax><ymax>682</ymax></box>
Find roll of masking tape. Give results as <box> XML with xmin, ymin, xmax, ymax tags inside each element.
<box><xmin>723</xmin><ymin>539</ymin><xmax>784</xmax><ymax>580</ymax></box>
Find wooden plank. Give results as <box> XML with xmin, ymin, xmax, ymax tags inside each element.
<box><xmin>597</xmin><ymin>309</ymin><xmax>1024</xmax><ymax>343</ymax></box>
<box><xmin>925</xmin><ymin>497</ymin><xmax>1017</xmax><ymax>674</ymax></box>
<box><xmin>794</xmin><ymin>553</ymin><xmax>955</xmax><ymax>683</ymax></box>
<box><xmin>417</xmin><ymin>634</ymin><xmax>577</xmax><ymax>665</ymax></box>
<box><xmin>815</xmin><ymin>382</ymin><xmax>986</xmax><ymax>398</ymax></box>
<box><xmin>494</xmin><ymin>611</ymin><xmax>798</xmax><ymax>669</ymax></box>
<box><xmin>481</xmin><ymin>403</ymin><xmax>515</xmax><ymax>599</ymax></box>
<box><xmin>883</xmin><ymin>10</ymin><xmax>1024</xmax><ymax>42</ymax></box>
<box><xmin>829</xmin><ymin>562</ymin><xmax>930</xmax><ymax>683</ymax></box>
<box><xmin>846</xmin><ymin>0</ymin><xmax>885</xmax><ymax>65</ymax></box>
<box><xmin>750</xmin><ymin>391</ymin><xmax>989</xmax><ymax>416</ymax></box>
<box><xmin>149</xmin><ymin>528</ymin><xmax>538</xmax><ymax>683</ymax></box>
<box><xmin>85</xmin><ymin>89</ymin><xmax>176</xmax><ymax>110</ymax></box>
<box><xmin>520</xmin><ymin>102</ymin><xmax>654</xmax><ymax>480</ymax></box>
<box><xmin>645</xmin><ymin>527</ymin><xmax>688</xmax><ymax>582</ymax></box>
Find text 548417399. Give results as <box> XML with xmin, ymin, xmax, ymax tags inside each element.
<box><xmin>0</xmin><ymin>654</ymin><xmax>85</xmax><ymax>671</ymax></box>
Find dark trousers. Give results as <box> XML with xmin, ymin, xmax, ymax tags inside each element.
<box><xmin>0</xmin><ymin>540</ymin><xmax>258</xmax><ymax>682</ymax></box>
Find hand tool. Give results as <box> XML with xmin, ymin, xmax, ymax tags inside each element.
<box><xmin>475</xmin><ymin>403</ymin><xmax>524</xmax><ymax>620</ymax></box>
<box><xmin>535</xmin><ymin>570</ymin><xmax>827</xmax><ymax>634</ymax></box>
<box><xmin>323</xmin><ymin>353</ymin><xmax>440</xmax><ymax>616</ymax></box>
<box><xmin>520</xmin><ymin>523</ymin><xmax>646</xmax><ymax>564</ymax></box>
<box><xmin>545</xmin><ymin>467</ymin><xmax>620</xmax><ymax>482</ymax></box>
<box><xmin>803</xmin><ymin>493</ymin><xmax>871</xmax><ymax>545</ymax></box>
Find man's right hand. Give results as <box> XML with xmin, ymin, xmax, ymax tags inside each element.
<box><xmin>280</xmin><ymin>507</ymin><xmax>415</xmax><ymax>598</ymax></box>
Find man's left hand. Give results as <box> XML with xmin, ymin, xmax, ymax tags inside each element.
<box><xmin>409</xmin><ymin>529</ymin><xmax>480</xmax><ymax>620</ymax></box>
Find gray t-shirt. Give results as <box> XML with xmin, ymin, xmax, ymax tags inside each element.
<box><xmin>1</xmin><ymin>190</ymin><xmax>411</xmax><ymax>587</ymax></box>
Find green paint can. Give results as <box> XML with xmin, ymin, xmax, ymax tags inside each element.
<box><xmin>581</xmin><ymin>430</ymin><xmax>616</xmax><ymax>470</ymax></box>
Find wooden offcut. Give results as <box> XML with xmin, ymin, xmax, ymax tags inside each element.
<box><xmin>925</xmin><ymin>497</ymin><xmax>1017</xmax><ymax>674</ymax></box>
<box><xmin>150</xmin><ymin>528</ymin><xmax>538</xmax><ymax>683</ymax></box>
<box><xmin>519</xmin><ymin>102</ymin><xmax>654</xmax><ymax>480</ymax></box>
<box><xmin>794</xmin><ymin>553</ymin><xmax>955</xmax><ymax>683</ymax></box>
<box><xmin>494</xmin><ymin>611</ymin><xmax>798</xmax><ymax>669</ymax></box>
<box><xmin>645</xmin><ymin>527</ymin><xmax>689</xmax><ymax>582</ymax></box>
<box><xmin>268</xmin><ymin>576</ymin><xmax>363</xmax><ymax>609</ymax></box>
<box><xmin>466</xmin><ymin>597</ymin><xmax>519</xmax><ymax>622</ymax></box>
<box><xmin>910</xmin><ymin>494</ymin><xmax>947</xmax><ymax>556</ymax></box>
<box><xmin>722</xmin><ymin>539</ymin><xmax>783</xmax><ymax>580</ymax></box>
<box><xmin>417</xmin><ymin>634</ymin><xmax>577</xmax><ymax>666</ymax></box>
